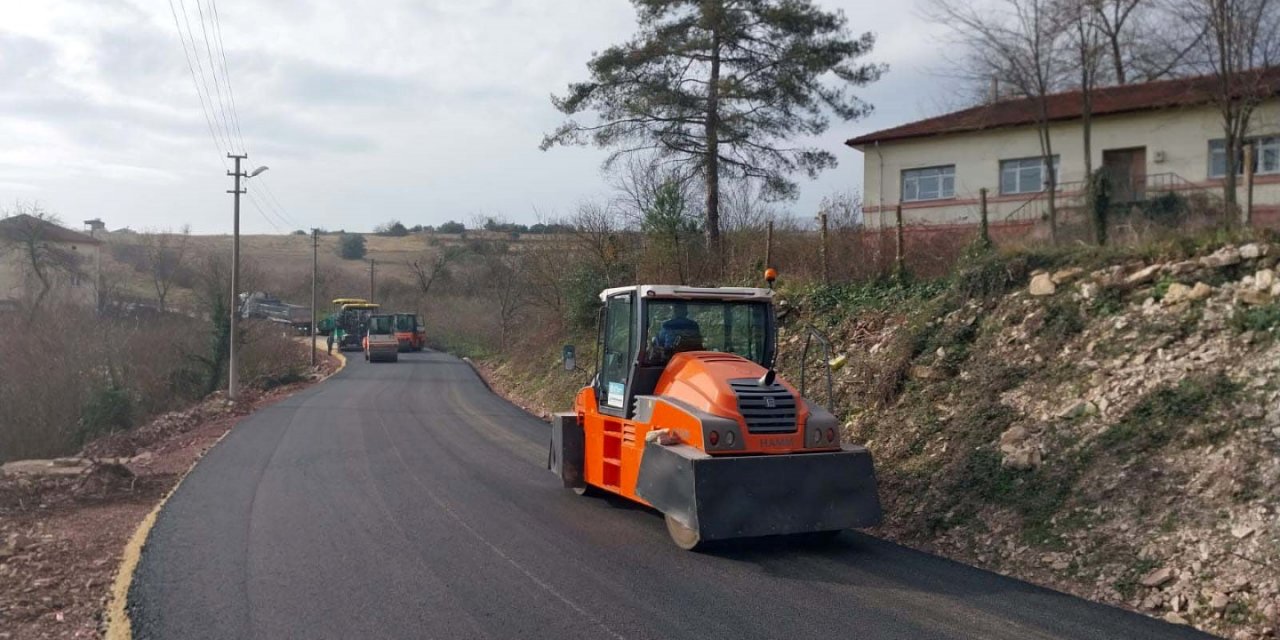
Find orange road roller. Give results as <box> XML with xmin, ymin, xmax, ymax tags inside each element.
<box><xmin>549</xmin><ymin>283</ymin><xmax>882</xmax><ymax>549</ymax></box>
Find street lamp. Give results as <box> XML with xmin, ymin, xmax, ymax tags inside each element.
<box><xmin>227</xmin><ymin>156</ymin><xmax>270</xmax><ymax>401</ymax></box>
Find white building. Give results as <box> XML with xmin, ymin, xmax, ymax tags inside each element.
<box><xmin>0</xmin><ymin>214</ymin><xmax>101</xmax><ymax>309</ymax></box>
<box><xmin>846</xmin><ymin>69</ymin><xmax>1280</xmax><ymax>241</ymax></box>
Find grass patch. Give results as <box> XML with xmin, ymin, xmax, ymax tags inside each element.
<box><xmin>800</xmin><ymin>278</ymin><xmax>948</xmax><ymax>318</ymax></box>
<box><xmin>1037</xmin><ymin>296</ymin><xmax>1087</xmax><ymax>345</ymax></box>
<box><xmin>1089</xmin><ymin>282</ymin><xmax>1129</xmax><ymax>316</ymax></box>
<box><xmin>1098</xmin><ymin>373</ymin><xmax>1240</xmax><ymax>454</ymax></box>
<box><xmin>1229</xmin><ymin>302</ymin><xmax>1280</xmax><ymax>334</ymax></box>
<box><xmin>964</xmin><ymin>446</ymin><xmax>1079</xmax><ymax>545</ymax></box>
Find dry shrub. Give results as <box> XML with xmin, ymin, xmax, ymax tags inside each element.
<box><xmin>0</xmin><ymin>303</ymin><xmax>205</xmax><ymax>462</ymax></box>
<box><xmin>238</xmin><ymin>322</ymin><xmax>310</xmax><ymax>389</ymax></box>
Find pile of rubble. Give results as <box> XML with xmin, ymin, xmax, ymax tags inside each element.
<box><xmin>79</xmin><ymin>391</ymin><xmax>247</xmax><ymax>460</ymax></box>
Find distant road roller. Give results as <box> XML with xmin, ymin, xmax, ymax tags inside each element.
<box><xmin>549</xmin><ymin>279</ymin><xmax>882</xmax><ymax>549</ymax></box>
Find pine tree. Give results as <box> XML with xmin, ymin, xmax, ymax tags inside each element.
<box><xmin>543</xmin><ymin>0</ymin><xmax>883</xmax><ymax>249</ymax></box>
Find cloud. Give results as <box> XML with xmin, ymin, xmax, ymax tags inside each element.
<box><xmin>0</xmin><ymin>0</ymin><xmax>950</xmax><ymax>234</ymax></box>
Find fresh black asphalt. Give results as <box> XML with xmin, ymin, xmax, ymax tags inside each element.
<box><xmin>129</xmin><ymin>350</ymin><xmax>1214</xmax><ymax>639</ymax></box>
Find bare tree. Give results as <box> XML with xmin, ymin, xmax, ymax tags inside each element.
<box><xmin>930</xmin><ymin>0</ymin><xmax>1073</xmax><ymax>242</ymax></box>
<box><xmin>95</xmin><ymin>262</ymin><xmax>129</xmax><ymax>316</ymax></box>
<box><xmin>610</xmin><ymin>154</ymin><xmax>702</xmax><ymax>227</ymax></box>
<box><xmin>0</xmin><ymin>202</ymin><xmax>86</xmax><ymax>313</ymax></box>
<box><xmin>140</xmin><ymin>225</ymin><xmax>191</xmax><ymax>312</ymax></box>
<box><xmin>1173</xmin><ymin>0</ymin><xmax>1280</xmax><ymax>212</ymax></box>
<box><xmin>521</xmin><ymin>232</ymin><xmax>574</xmax><ymax>331</ymax></box>
<box><xmin>1089</xmin><ymin>0</ymin><xmax>1143</xmax><ymax>84</ymax></box>
<box><xmin>1130</xmin><ymin>1</ymin><xmax>1207</xmax><ymax>81</ymax></box>
<box><xmin>1061</xmin><ymin>1</ymin><xmax>1108</xmax><ymax>243</ymax></box>
<box><xmin>486</xmin><ymin>253</ymin><xmax>528</xmax><ymax>351</ymax></box>
<box><xmin>408</xmin><ymin>246</ymin><xmax>462</xmax><ymax>299</ymax></box>
<box><xmin>568</xmin><ymin>202</ymin><xmax>631</xmax><ymax>288</ymax></box>
<box><xmin>720</xmin><ymin>179</ymin><xmax>779</xmax><ymax>232</ymax></box>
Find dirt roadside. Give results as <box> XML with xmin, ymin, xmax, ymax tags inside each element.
<box><xmin>0</xmin><ymin>348</ymin><xmax>341</xmax><ymax>640</ymax></box>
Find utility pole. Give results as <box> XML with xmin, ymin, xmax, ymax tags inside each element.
<box><xmin>1244</xmin><ymin>142</ymin><xmax>1256</xmax><ymax>226</ymax></box>
<box><xmin>894</xmin><ymin>203</ymin><xmax>905</xmax><ymax>280</ymax></box>
<box><xmin>369</xmin><ymin>258</ymin><xmax>376</xmax><ymax>302</ymax></box>
<box><xmin>764</xmin><ymin>219</ymin><xmax>774</xmax><ymax>271</ymax></box>
<box><xmin>224</xmin><ymin>157</ymin><xmax>268</xmax><ymax>401</ymax></box>
<box><xmin>818</xmin><ymin>211</ymin><xmax>830</xmax><ymax>285</ymax></box>
<box><xmin>311</xmin><ymin>229</ymin><xmax>319</xmax><ymax>367</ymax></box>
<box><xmin>227</xmin><ymin>154</ymin><xmax>246</xmax><ymax>401</ymax></box>
<box><xmin>979</xmin><ymin>188</ymin><xmax>991</xmax><ymax>249</ymax></box>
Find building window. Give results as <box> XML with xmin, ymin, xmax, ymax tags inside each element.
<box><xmin>901</xmin><ymin>165</ymin><xmax>955</xmax><ymax>202</ymax></box>
<box><xmin>1000</xmin><ymin>156</ymin><xmax>1060</xmax><ymax>195</ymax></box>
<box><xmin>1209</xmin><ymin>137</ymin><xmax>1280</xmax><ymax>177</ymax></box>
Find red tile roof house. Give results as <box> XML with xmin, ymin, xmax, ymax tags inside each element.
<box><xmin>845</xmin><ymin>68</ymin><xmax>1280</xmax><ymax>249</ymax></box>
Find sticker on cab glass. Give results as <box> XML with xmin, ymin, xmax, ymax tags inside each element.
<box><xmin>607</xmin><ymin>382</ymin><xmax>625</xmax><ymax>407</ymax></box>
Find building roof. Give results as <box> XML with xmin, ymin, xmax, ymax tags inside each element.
<box><xmin>0</xmin><ymin>214</ymin><xmax>101</xmax><ymax>245</ymax></box>
<box><xmin>846</xmin><ymin>68</ymin><xmax>1280</xmax><ymax>147</ymax></box>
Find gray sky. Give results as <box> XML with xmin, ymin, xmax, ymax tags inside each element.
<box><xmin>0</xmin><ymin>0</ymin><xmax>958</xmax><ymax>234</ymax></box>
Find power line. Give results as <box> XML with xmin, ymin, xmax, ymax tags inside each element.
<box><xmin>245</xmin><ymin>191</ymin><xmax>284</xmax><ymax>232</ymax></box>
<box><xmin>167</xmin><ymin>0</ymin><xmax>229</xmax><ymax>166</ymax></box>
<box><xmin>208</xmin><ymin>0</ymin><xmax>247</xmax><ymax>151</ymax></box>
<box><xmin>170</xmin><ymin>0</ymin><xmax>298</xmax><ymax>234</ymax></box>
<box><xmin>193</xmin><ymin>0</ymin><xmax>239</xmax><ymax>153</ymax></box>
<box><xmin>178</xmin><ymin>0</ymin><xmax>235</xmax><ymax>151</ymax></box>
<box><xmin>202</xmin><ymin>1</ymin><xmax>299</xmax><ymax>232</ymax></box>
<box><xmin>256</xmin><ymin>177</ymin><xmax>300</xmax><ymax>228</ymax></box>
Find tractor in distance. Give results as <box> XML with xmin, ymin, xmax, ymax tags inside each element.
<box><xmin>363</xmin><ymin>314</ymin><xmax>399</xmax><ymax>363</ymax></box>
<box><xmin>330</xmin><ymin>301</ymin><xmax>380</xmax><ymax>352</ymax></box>
<box><xmin>394</xmin><ymin>312</ymin><xmax>426</xmax><ymax>352</ymax></box>
<box><xmin>548</xmin><ymin>275</ymin><xmax>882</xmax><ymax>550</ymax></box>
<box><xmin>318</xmin><ymin>298</ymin><xmax>369</xmax><ymax>337</ymax></box>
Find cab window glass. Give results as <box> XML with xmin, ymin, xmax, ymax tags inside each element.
<box><xmin>599</xmin><ymin>294</ymin><xmax>633</xmax><ymax>408</ymax></box>
<box><xmin>643</xmin><ymin>300</ymin><xmax>767</xmax><ymax>366</ymax></box>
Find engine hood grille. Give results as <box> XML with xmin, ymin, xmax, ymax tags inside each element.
<box><xmin>729</xmin><ymin>379</ymin><xmax>798</xmax><ymax>434</ymax></box>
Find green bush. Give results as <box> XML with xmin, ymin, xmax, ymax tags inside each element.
<box><xmin>1229</xmin><ymin>303</ymin><xmax>1280</xmax><ymax>334</ymax></box>
<box><xmin>79</xmin><ymin>386</ymin><xmax>133</xmax><ymax>443</ymax></box>
<box><xmin>802</xmin><ymin>278</ymin><xmax>947</xmax><ymax>318</ymax></box>
<box><xmin>1090</xmin><ymin>282</ymin><xmax>1128</xmax><ymax>316</ymax></box>
<box><xmin>1140</xmin><ymin>191</ymin><xmax>1188</xmax><ymax>224</ymax></box>
<box><xmin>1038</xmin><ymin>296</ymin><xmax>1086</xmax><ymax>343</ymax></box>
<box><xmin>336</xmin><ymin>233</ymin><xmax>367</xmax><ymax>260</ymax></box>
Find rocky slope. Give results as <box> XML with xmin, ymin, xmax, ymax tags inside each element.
<box><xmin>778</xmin><ymin>240</ymin><xmax>1280</xmax><ymax>640</ymax></box>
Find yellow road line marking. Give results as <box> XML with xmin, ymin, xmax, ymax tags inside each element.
<box><xmin>106</xmin><ymin>342</ymin><xmax>345</xmax><ymax>639</ymax></box>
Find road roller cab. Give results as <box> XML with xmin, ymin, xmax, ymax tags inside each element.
<box><xmin>549</xmin><ymin>284</ymin><xmax>882</xmax><ymax>549</ymax></box>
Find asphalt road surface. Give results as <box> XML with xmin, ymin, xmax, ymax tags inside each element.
<box><xmin>130</xmin><ymin>350</ymin><xmax>1213</xmax><ymax>640</ymax></box>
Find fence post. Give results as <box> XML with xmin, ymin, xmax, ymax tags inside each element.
<box><xmin>818</xmin><ymin>211</ymin><xmax>830</xmax><ymax>285</ymax></box>
<box><xmin>894</xmin><ymin>203</ymin><xmax>905</xmax><ymax>279</ymax></box>
<box><xmin>1244</xmin><ymin>142</ymin><xmax>1255</xmax><ymax>227</ymax></box>
<box><xmin>765</xmin><ymin>219</ymin><xmax>774</xmax><ymax>270</ymax></box>
<box><xmin>979</xmin><ymin>187</ymin><xmax>991</xmax><ymax>248</ymax></box>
